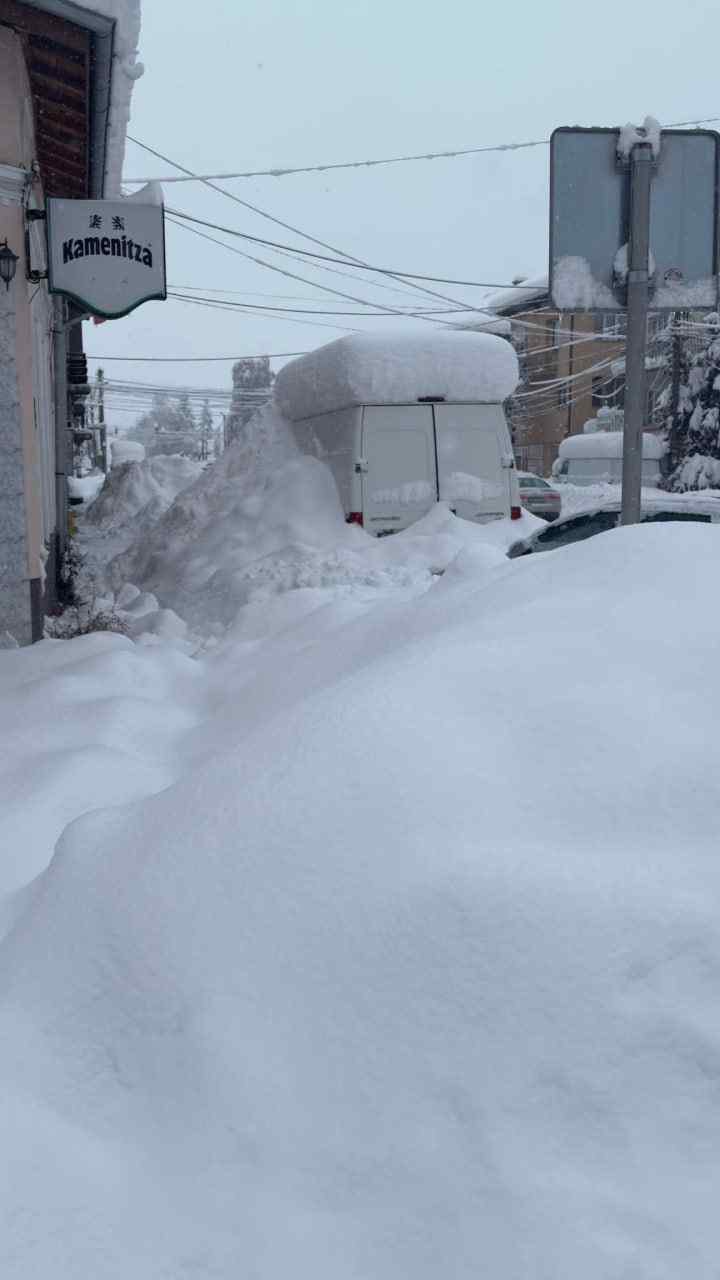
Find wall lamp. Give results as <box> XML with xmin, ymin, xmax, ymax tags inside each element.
<box><xmin>0</xmin><ymin>239</ymin><xmax>19</xmax><ymax>291</ymax></box>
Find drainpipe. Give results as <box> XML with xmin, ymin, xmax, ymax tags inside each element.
<box><xmin>53</xmin><ymin>295</ymin><xmax>68</xmax><ymax>585</ymax></box>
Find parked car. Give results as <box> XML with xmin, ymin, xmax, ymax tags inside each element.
<box><xmin>551</xmin><ymin>431</ymin><xmax>664</xmax><ymax>487</ymax></box>
<box><xmin>274</xmin><ymin>332</ymin><xmax>522</xmax><ymax>536</ymax></box>
<box><xmin>517</xmin><ymin>472</ymin><xmax>561</xmax><ymax>521</ymax></box>
<box><xmin>508</xmin><ymin>495</ymin><xmax>720</xmax><ymax>557</ymax></box>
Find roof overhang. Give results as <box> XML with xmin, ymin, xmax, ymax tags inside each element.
<box><xmin>10</xmin><ymin>0</ymin><xmax>115</xmax><ymax>197</ymax></box>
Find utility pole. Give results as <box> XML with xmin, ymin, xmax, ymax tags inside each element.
<box><xmin>666</xmin><ymin>311</ymin><xmax>685</xmax><ymax>475</ymax></box>
<box><xmin>53</xmin><ymin>297</ymin><xmax>69</xmax><ymax>576</ymax></box>
<box><xmin>96</xmin><ymin>368</ymin><xmax>107</xmax><ymax>472</ymax></box>
<box><xmin>621</xmin><ymin>142</ymin><xmax>652</xmax><ymax>526</ymax></box>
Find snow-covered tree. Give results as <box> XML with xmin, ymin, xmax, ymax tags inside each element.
<box><xmin>175</xmin><ymin>392</ymin><xmax>196</xmax><ymax>434</ymax></box>
<box><xmin>128</xmin><ymin>393</ymin><xmax>201</xmax><ymax>459</ymax></box>
<box><xmin>199</xmin><ymin>399</ymin><xmax>214</xmax><ymax>462</ymax></box>
<box><xmin>664</xmin><ymin>314</ymin><xmax>720</xmax><ymax>490</ymax></box>
<box><xmin>225</xmin><ymin>357</ymin><xmax>274</xmax><ymax>445</ymax></box>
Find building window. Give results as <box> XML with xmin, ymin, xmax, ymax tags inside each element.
<box><xmin>598</xmin><ymin>313</ymin><xmax>625</xmax><ymax>338</ymax></box>
<box><xmin>558</xmin><ymin>383</ymin><xmax>571</xmax><ymax>406</ymax></box>
<box><xmin>593</xmin><ymin>374</ymin><xmax>624</xmax><ymax>408</ymax></box>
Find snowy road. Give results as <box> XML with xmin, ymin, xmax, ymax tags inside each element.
<box><xmin>2</xmin><ymin>515</ymin><xmax>720</xmax><ymax>1279</ymax></box>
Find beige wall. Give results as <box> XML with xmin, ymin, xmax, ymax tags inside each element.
<box><xmin>0</xmin><ymin>27</ymin><xmax>53</xmax><ymax>632</ymax></box>
<box><xmin>510</xmin><ymin>309</ymin><xmax>625</xmax><ymax>476</ymax></box>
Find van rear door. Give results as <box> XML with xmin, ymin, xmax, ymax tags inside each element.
<box><xmin>434</xmin><ymin>404</ymin><xmax>510</xmax><ymax>522</ymax></box>
<box><xmin>361</xmin><ymin>405</ymin><xmax>436</xmax><ymax>534</ymax></box>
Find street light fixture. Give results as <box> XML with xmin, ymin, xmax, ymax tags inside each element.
<box><xmin>0</xmin><ymin>239</ymin><xmax>19</xmax><ymax>291</ymax></box>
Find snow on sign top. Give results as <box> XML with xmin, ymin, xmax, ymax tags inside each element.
<box><xmin>275</xmin><ymin>331</ymin><xmax>519</xmax><ymax>421</ymax></box>
<box><xmin>617</xmin><ymin>116</ymin><xmax>662</xmax><ymax>160</ymax></box>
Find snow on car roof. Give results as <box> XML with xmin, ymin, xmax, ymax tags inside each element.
<box><xmin>557</xmin><ymin>431</ymin><xmax>665</xmax><ymax>460</ymax></box>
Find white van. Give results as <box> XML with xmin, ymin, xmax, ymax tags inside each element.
<box><xmin>551</xmin><ymin>431</ymin><xmax>664</xmax><ymax>487</ymax></box>
<box><xmin>274</xmin><ymin>331</ymin><xmax>521</xmax><ymax>535</ymax></box>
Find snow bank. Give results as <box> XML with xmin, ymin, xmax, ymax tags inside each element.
<box><xmin>275</xmin><ymin>330</ymin><xmax>519</xmax><ymax>420</ymax></box>
<box><xmin>110</xmin><ymin>438</ymin><xmax>145</xmax><ymax>465</ymax></box>
<box><xmin>87</xmin><ymin>453</ymin><xmax>202</xmax><ymax>532</ymax></box>
<box><xmin>67</xmin><ymin>473</ymin><xmax>105</xmax><ymax>504</ymax></box>
<box><xmin>108</xmin><ymin>406</ymin><xmax>536</xmax><ymax>635</ymax></box>
<box><xmin>3</xmin><ymin>523</ymin><xmax>720</xmax><ymax>1277</ymax></box>
<box><xmin>0</xmin><ymin>632</ymin><xmax>199</xmax><ymax>897</ymax></box>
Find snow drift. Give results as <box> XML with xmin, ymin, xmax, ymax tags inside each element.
<box><xmin>2</xmin><ymin>523</ymin><xmax>720</xmax><ymax>1278</ymax></box>
<box><xmin>108</xmin><ymin>406</ymin><xmax>536</xmax><ymax>635</ymax></box>
<box><xmin>87</xmin><ymin>453</ymin><xmax>202</xmax><ymax>532</ymax></box>
<box><xmin>275</xmin><ymin>329</ymin><xmax>519</xmax><ymax>420</ymax></box>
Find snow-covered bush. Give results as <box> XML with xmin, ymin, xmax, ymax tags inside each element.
<box><xmin>664</xmin><ymin>314</ymin><xmax>720</xmax><ymax>489</ymax></box>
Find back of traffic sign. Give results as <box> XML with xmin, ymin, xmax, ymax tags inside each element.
<box><xmin>549</xmin><ymin>125</ymin><xmax>719</xmax><ymax>312</ymax></box>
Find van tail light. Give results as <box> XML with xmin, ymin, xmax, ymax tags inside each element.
<box><xmin>511</xmin><ymin>505</ymin><xmax>522</xmax><ymax>520</ymax></box>
<box><xmin>347</xmin><ymin>511</ymin><xmax>364</xmax><ymax>526</ymax></box>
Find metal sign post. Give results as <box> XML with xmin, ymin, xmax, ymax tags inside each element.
<box><xmin>549</xmin><ymin>123</ymin><xmax>719</xmax><ymax>525</ymax></box>
<box><xmin>621</xmin><ymin>143</ymin><xmax>652</xmax><ymax>525</ymax></box>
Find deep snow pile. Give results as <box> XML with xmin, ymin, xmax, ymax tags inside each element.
<box><xmin>87</xmin><ymin>453</ymin><xmax>202</xmax><ymax>533</ymax></box>
<box><xmin>110</xmin><ymin>438</ymin><xmax>146</xmax><ymax>465</ymax></box>
<box><xmin>275</xmin><ymin>329</ymin><xmax>519</xmax><ymax>420</ymax></box>
<box><xmin>109</xmin><ymin>406</ymin><xmax>537</xmax><ymax>635</ymax></box>
<box><xmin>2</xmin><ymin>523</ymin><xmax>720</xmax><ymax>1278</ymax></box>
<box><xmin>67</xmin><ymin>472</ymin><xmax>105</xmax><ymax>504</ymax></box>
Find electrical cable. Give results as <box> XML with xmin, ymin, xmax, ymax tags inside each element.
<box><xmin>124</xmin><ymin>114</ymin><xmax>720</xmax><ymax>184</ymax></box>
<box><xmin>164</xmin><ymin>213</ymin><xmax>473</xmax><ymax>329</ymax></box>
<box><xmin>168</xmin><ymin>289</ymin><xmax>465</xmax><ymax>316</ymax></box>
<box><xmin>87</xmin><ymin>351</ymin><xmax>309</xmax><ymax>362</ymax></box>
<box><xmin>166</xmin><ymin>205</ymin><xmax>547</xmax><ymax>290</ymax></box>
<box><xmin>127</xmin><ymin>134</ymin><xmax>479</xmax><ymax>314</ymax></box>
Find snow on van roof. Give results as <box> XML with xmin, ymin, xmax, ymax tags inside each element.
<box><xmin>274</xmin><ymin>330</ymin><xmax>519</xmax><ymax>421</ymax></box>
<box><xmin>558</xmin><ymin>431</ymin><xmax>665</xmax><ymax>459</ymax></box>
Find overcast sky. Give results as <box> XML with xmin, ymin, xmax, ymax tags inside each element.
<box><xmin>87</xmin><ymin>0</ymin><xmax>719</xmax><ymax>427</ymax></box>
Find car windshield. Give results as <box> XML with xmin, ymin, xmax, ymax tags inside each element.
<box><xmin>520</xmin><ymin>476</ymin><xmax>548</xmax><ymax>489</ymax></box>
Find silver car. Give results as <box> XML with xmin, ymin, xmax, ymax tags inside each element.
<box><xmin>517</xmin><ymin>472</ymin><xmax>562</xmax><ymax>522</ymax></box>
<box><xmin>508</xmin><ymin>495</ymin><xmax>720</xmax><ymax>558</ymax></box>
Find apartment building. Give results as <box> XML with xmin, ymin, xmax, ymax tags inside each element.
<box><xmin>469</xmin><ymin>276</ymin><xmax>668</xmax><ymax>477</ymax></box>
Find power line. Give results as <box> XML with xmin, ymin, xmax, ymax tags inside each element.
<box><xmin>166</xmin><ymin>205</ymin><xmax>543</xmax><ymax>289</ymax></box>
<box><xmin>167</xmin><ymin>291</ymin><xmax>363</xmax><ymax>334</ymax></box>
<box><xmin>125</xmin><ymin>135</ymin><xmax>550</xmax><ymax>184</ymax></box>
<box><xmin>167</xmin><ymin>289</ymin><xmax>463</xmax><ymax>316</ymax></box>
<box><xmin>87</xmin><ymin>351</ymin><xmax>309</xmax><ymax>362</ymax></box>
<box><xmin>128</xmin><ymin>134</ymin><xmax>462</xmax><ymax>312</ymax></box>
<box><xmin>164</xmin><ymin>213</ymin><xmax>470</xmax><ymax>329</ymax></box>
<box><xmin>143</xmin><ymin>136</ymin><xmax>561</xmax><ymax>329</ymax></box>
<box><xmin>124</xmin><ymin>114</ymin><xmax>720</xmax><ymax>184</ymax></box>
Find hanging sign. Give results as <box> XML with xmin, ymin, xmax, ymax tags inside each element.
<box><xmin>46</xmin><ymin>198</ymin><xmax>166</xmax><ymax>319</ymax></box>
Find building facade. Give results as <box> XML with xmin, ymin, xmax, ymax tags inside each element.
<box><xmin>0</xmin><ymin>0</ymin><xmax>140</xmax><ymax>644</ymax></box>
<box><xmin>471</xmin><ymin>277</ymin><xmax>669</xmax><ymax>477</ymax></box>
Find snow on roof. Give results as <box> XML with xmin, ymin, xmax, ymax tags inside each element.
<box><xmin>275</xmin><ymin>330</ymin><xmax>519</xmax><ymax>421</ymax></box>
<box><xmin>558</xmin><ymin>431</ymin><xmax>665</xmax><ymax>460</ymax></box>
<box><xmin>70</xmin><ymin>0</ymin><xmax>143</xmax><ymax>195</ymax></box>
<box><xmin>469</xmin><ymin>274</ymin><xmax>549</xmax><ymax>319</ymax></box>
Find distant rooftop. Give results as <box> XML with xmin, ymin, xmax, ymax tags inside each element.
<box><xmin>480</xmin><ymin>274</ymin><xmax>549</xmax><ymax>317</ymax></box>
